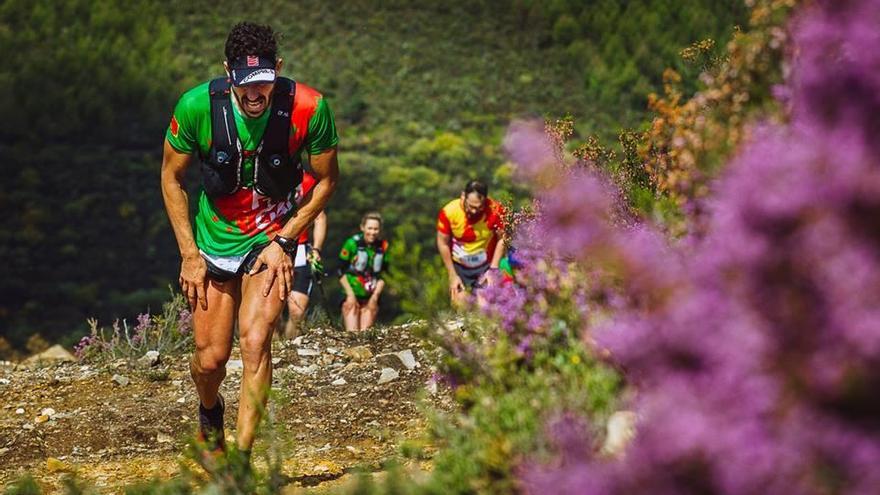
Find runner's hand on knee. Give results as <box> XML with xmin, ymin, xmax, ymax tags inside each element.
<box><xmin>251</xmin><ymin>242</ymin><xmax>293</xmax><ymax>299</ymax></box>
<box><xmin>180</xmin><ymin>255</ymin><xmax>208</xmax><ymax>310</ymax></box>
<box><xmin>449</xmin><ymin>274</ymin><xmax>465</xmax><ymax>293</ymax></box>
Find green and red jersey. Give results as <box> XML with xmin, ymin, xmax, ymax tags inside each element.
<box><xmin>166</xmin><ymin>80</ymin><xmax>338</xmax><ymax>257</ymax></box>
<box><xmin>339</xmin><ymin>234</ymin><xmax>388</xmax><ymax>299</ymax></box>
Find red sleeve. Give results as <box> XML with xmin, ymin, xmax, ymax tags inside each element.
<box><xmin>488</xmin><ymin>200</ymin><xmax>506</xmax><ymax>232</ymax></box>
<box><xmin>301</xmin><ymin>172</ymin><xmax>317</xmax><ymax>196</ymax></box>
<box><xmin>437</xmin><ymin>208</ymin><xmax>452</xmax><ymax>235</ymax></box>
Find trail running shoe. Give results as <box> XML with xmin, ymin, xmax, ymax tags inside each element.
<box><xmin>197</xmin><ymin>394</ymin><xmax>226</xmax><ymax>454</ymax></box>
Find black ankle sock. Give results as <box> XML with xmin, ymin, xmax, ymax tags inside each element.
<box><xmin>199</xmin><ymin>395</ymin><xmax>224</xmax><ymax>427</ymax></box>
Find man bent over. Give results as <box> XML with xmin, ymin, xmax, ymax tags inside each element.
<box><xmin>436</xmin><ymin>180</ymin><xmax>505</xmax><ymax>307</ymax></box>
<box><xmin>160</xmin><ymin>22</ymin><xmax>339</xmax><ymax>459</ymax></box>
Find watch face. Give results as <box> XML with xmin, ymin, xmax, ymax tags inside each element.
<box><xmin>276</xmin><ymin>237</ymin><xmax>295</xmax><ymax>253</ymax></box>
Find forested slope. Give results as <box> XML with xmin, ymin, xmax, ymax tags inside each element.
<box><xmin>0</xmin><ymin>0</ymin><xmax>747</xmax><ymax>352</ymax></box>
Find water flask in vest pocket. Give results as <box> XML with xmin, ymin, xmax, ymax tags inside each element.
<box><xmin>372</xmin><ymin>253</ymin><xmax>384</xmax><ymax>273</ymax></box>
<box><xmin>354</xmin><ymin>251</ymin><xmax>369</xmax><ymax>272</ymax></box>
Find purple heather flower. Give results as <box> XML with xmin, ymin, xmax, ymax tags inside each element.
<box><xmin>177</xmin><ymin>308</ymin><xmax>192</xmax><ymax>335</ymax></box>
<box><xmin>503</xmin><ymin>119</ymin><xmax>558</xmax><ymax>181</ymax></box>
<box><xmin>515</xmin><ymin>1</ymin><xmax>880</xmax><ymax>493</ymax></box>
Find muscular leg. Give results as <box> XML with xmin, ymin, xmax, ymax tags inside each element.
<box><xmin>284</xmin><ymin>291</ymin><xmax>309</xmax><ymax>339</ymax></box>
<box><xmin>191</xmin><ymin>278</ymin><xmax>239</xmax><ymax>410</ymax></box>
<box><xmin>236</xmin><ymin>269</ymin><xmax>286</xmax><ymax>450</ymax></box>
<box><xmin>358</xmin><ymin>281</ymin><xmax>384</xmax><ymax>330</ymax></box>
<box><xmin>341</xmin><ymin>297</ymin><xmax>360</xmax><ymax>331</ymax></box>
<box><xmin>358</xmin><ymin>299</ymin><xmax>379</xmax><ymax>330</ymax></box>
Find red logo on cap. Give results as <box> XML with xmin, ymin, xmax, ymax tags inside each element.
<box><xmin>247</xmin><ymin>55</ymin><xmax>259</xmax><ymax>67</ymax></box>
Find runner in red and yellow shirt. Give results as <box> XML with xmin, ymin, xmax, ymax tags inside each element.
<box><xmin>436</xmin><ymin>180</ymin><xmax>506</xmax><ymax>306</ymax></box>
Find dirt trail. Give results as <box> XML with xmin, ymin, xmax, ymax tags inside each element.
<box><xmin>0</xmin><ymin>323</ymin><xmax>452</xmax><ymax>493</ymax></box>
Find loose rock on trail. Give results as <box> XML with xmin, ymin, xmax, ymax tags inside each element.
<box><xmin>0</xmin><ymin>323</ymin><xmax>453</xmax><ymax>493</ymax></box>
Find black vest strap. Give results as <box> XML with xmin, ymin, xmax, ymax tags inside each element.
<box><xmin>351</xmin><ymin>235</ymin><xmax>386</xmax><ymax>275</ymax></box>
<box><xmin>356</xmin><ymin>236</ymin><xmax>386</xmax><ymax>254</ymax></box>
<box><xmin>254</xmin><ymin>77</ymin><xmax>302</xmax><ymax>200</ymax></box>
<box><xmin>203</xmin><ymin>78</ymin><xmax>242</xmax><ymax>197</ymax></box>
<box><xmin>202</xmin><ymin>77</ymin><xmax>302</xmax><ymax>201</ymax></box>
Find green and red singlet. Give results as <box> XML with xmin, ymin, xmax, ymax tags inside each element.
<box><xmin>339</xmin><ymin>235</ymin><xmax>389</xmax><ymax>300</ymax></box>
<box><xmin>166</xmin><ymin>80</ymin><xmax>338</xmax><ymax>257</ymax></box>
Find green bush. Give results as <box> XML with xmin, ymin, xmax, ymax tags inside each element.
<box><xmin>0</xmin><ymin>0</ymin><xmax>182</xmax><ymax>144</ymax></box>
<box><xmin>422</xmin><ymin>334</ymin><xmax>620</xmax><ymax>494</ymax></box>
<box><xmin>382</xmin><ymin>227</ymin><xmax>451</xmax><ymax>322</ymax></box>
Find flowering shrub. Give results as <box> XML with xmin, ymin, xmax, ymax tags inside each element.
<box><xmin>513</xmin><ymin>0</ymin><xmax>880</xmax><ymax>493</ymax></box>
<box><xmin>642</xmin><ymin>0</ymin><xmax>797</xmax><ymax>229</ymax></box>
<box><xmin>419</xmin><ymin>321</ymin><xmax>621</xmax><ymax>495</ymax></box>
<box><xmin>74</xmin><ymin>292</ymin><xmax>192</xmax><ymax>363</ymax></box>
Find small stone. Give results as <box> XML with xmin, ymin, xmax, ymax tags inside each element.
<box><xmin>15</xmin><ymin>408</ymin><xmax>24</xmax><ymax>415</ymax></box>
<box><xmin>395</xmin><ymin>349</ymin><xmax>418</xmax><ymax>370</ymax></box>
<box><xmin>297</xmin><ymin>348</ymin><xmax>320</xmax><ymax>357</ymax></box>
<box><xmin>156</xmin><ymin>433</ymin><xmax>174</xmax><ymax>444</ymax></box>
<box><xmin>225</xmin><ymin>360</ymin><xmax>243</xmax><ymax>371</ymax></box>
<box><xmin>331</xmin><ymin>378</ymin><xmax>347</xmax><ymax>386</ymax></box>
<box><xmin>40</xmin><ymin>407</ymin><xmax>56</xmax><ymax>418</ymax></box>
<box><xmin>271</xmin><ymin>357</ymin><xmax>282</xmax><ymax>366</ymax></box>
<box><xmin>46</xmin><ymin>457</ymin><xmax>72</xmax><ymax>473</ymax></box>
<box><xmin>309</xmin><ymin>460</ymin><xmax>343</xmax><ymax>476</ymax></box>
<box><xmin>444</xmin><ymin>319</ymin><xmax>465</xmax><ymax>332</ymax></box>
<box><xmin>345</xmin><ymin>445</ymin><xmax>361</xmax><ymax>454</ymax></box>
<box><xmin>111</xmin><ymin>374</ymin><xmax>130</xmax><ymax>386</ymax></box>
<box><xmin>342</xmin><ymin>346</ymin><xmax>373</xmax><ymax>362</ymax></box>
<box><xmin>171</xmin><ymin>380</ymin><xmax>182</xmax><ymax>387</ymax></box>
<box><xmin>377</xmin><ymin>367</ymin><xmax>399</xmax><ymax>384</ymax></box>
<box><xmin>137</xmin><ymin>350</ymin><xmax>160</xmax><ymax>368</ymax></box>
<box><xmin>602</xmin><ymin>411</ymin><xmax>637</xmax><ymax>456</ymax></box>
<box><xmin>0</xmin><ymin>378</ymin><xmax>10</xmax><ymax>385</ymax></box>
<box><xmin>293</xmin><ymin>364</ymin><xmax>319</xmax><ymax>375</ymax></box>
<box><xmin>34</xmin><ymin>415</ymin><xmax>49</xmax><ymax>424</ymax></box>
<box><xmin>176</xmin><ymin>397</ymin><xmax>186</xmax><ymax>404</ymax></box>
<box><xmin>24</xmin><ymin>345</ymin><xmax>76</xmax><ymax>366</ymax></box>
<box><xmin>426</xmin><ymin>380</ymin><xmax>439</xmax><ymax>395</ymax></box>
<box><xmin>292</xmin><ymin>336</ymin><xmax>304</xmax><ymax>346</ymax></box>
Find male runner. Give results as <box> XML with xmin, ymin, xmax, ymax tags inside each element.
<box><xmin>436</xmin><ymin>180</ymin><xmax>505</xmax><ymax>306</ymax></box>
<box><xmin>160</xmin><ymin>22</ymin><xmax>338</xmax><ymax>459</ymax></box>
<box><xmin>283</xmin><ymin>171</ymin><xmax>327</xmax><ymax>339</ymax></box>
<box><xmin>339</xmin><ymin>212</ymin><xmax>388</xmax><ymax>331</ymax></box>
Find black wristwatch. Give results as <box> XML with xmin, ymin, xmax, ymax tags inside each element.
<box><xmin>273</xmin><ymin>235</ymin><xmax>298</xmax><ymax>255</ymax></box>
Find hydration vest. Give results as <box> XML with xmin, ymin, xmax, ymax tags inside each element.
<box><xmin>349</xmin><ymin>234</ymin><xmax>387</xmax><ymax>276</ymax></box>
<box><xmin>200</xmin><ymin>77</ymin><xmax>302</xmax><ymax>201</ymax></box>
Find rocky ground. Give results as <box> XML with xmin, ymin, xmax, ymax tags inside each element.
<box><xmin>0</xmin><ymin>323</ymin><xmax>454</xmax><ymax>493</ymax></box>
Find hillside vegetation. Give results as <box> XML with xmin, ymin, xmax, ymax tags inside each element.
<box><xmin>0</xmin><ymin>0</ymin><xmax>747</xmax><ymax>352</ymax></box>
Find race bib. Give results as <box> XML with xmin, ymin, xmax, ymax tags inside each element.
<box><xmin>456</xmin><ymin>251</ymin><xmax>488</xmax><ymax>268</ymax></box>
